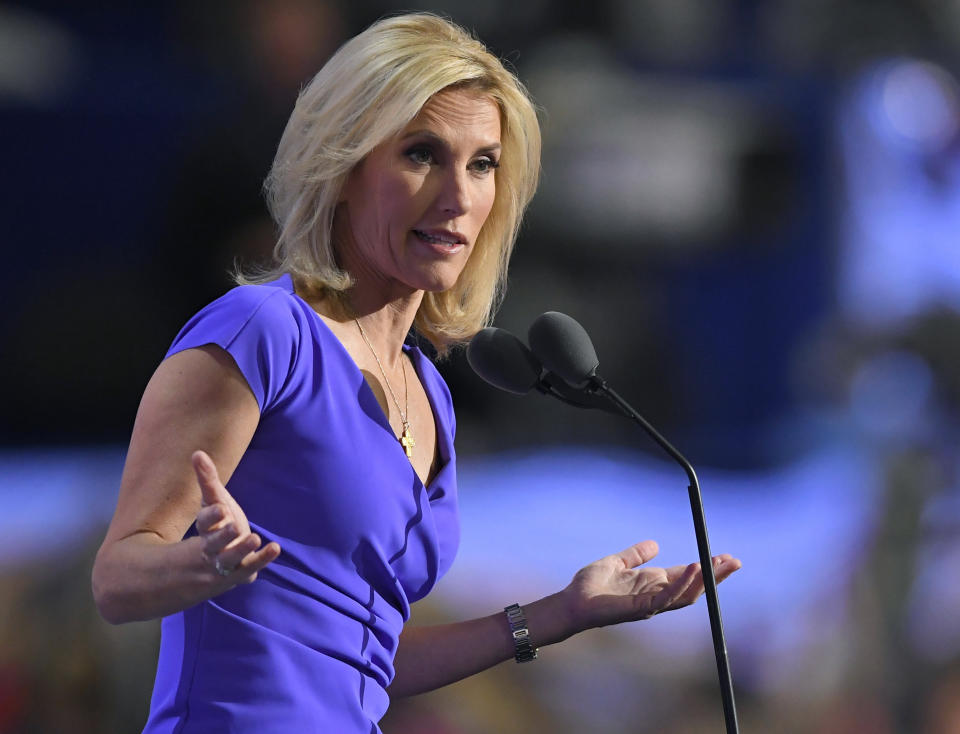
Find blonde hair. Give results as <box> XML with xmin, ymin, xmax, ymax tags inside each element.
<box><xmin>241</xmin><ymin>12</ymin><xmax>541</xmax><ymax>355</ymax></box>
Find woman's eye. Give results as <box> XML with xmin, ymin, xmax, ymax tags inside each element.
<box><xmin>406</xmin><ymin>146</ymin><xmax>434</xmax><ymax>165</ymax></box>
<box><xmin>471</xmin><ymin>157</ymin><xmax>500</xmax><ymax>174</ymax></box>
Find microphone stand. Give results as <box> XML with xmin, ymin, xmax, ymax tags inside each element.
<box><xmin>587</xmin><ymin>376</ymin><xmax>740</xmax><ymax>734</ymax></box>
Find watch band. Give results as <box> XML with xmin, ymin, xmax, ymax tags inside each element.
<box><xmin>504</xmin><ymin>603</ymin><xmax>538</xmax><ymax>663</ymax></box>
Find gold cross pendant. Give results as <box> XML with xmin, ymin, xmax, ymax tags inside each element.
<box><xmin>400</xmin><ymin>424</ymin><xmax>415</xmax><ymax>458</ymax></box>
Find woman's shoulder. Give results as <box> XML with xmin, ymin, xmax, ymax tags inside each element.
<box><xmin>191</xmin><ymin>273</ymin><xmax>321</xmax><ymax>340</ymax></box>
<box><xmin>210</xmin><ymin>274</ymin><xmax>302</xmax><ymax>320</ymax></box>
<box><xmin>168</xmin><ymin>274</ymin><xmax>309</xmax><ymax>412</ymax></box>
<box><xmin>171</xmin><ymin>274</ymin><xmax>308</xmax><ymax>354</ymax></box>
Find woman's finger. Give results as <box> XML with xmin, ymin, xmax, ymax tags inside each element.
<box><xmin>200</xmin><ymin>523</ymin><xmax>240</xmax><ymax>559</ymax></box>
<box><xmin>714</xmin><ymin>556</ymin><xmax>743</xmax><ymax>583</ymax></box>
<box><xmin>672</xmin><ymin>557</ymin><xmax>733</xmax><ymax>608</ymax></box>
<box><xmin>193</xmin><ymin>450</ymin><xmax>233</xmax><ymax>509</ymax></box>
<box><xmin>234</xmin><ymin>541</ymin><xmax>283</xmax><ymax>583</ymax></box>
<box><xmin>615</xmin><ymin>540</ymin><xmax>659</xmax><ymax>569</ymax></box>
<box><xmin>193</xmin><ymin>450</ymin><xmax>254</xmax><ymax>536</ymax></box>
<box><xmin>195</xmin><ymin>503</ymin><xmax>229</xmax><ymax>534</ymax></box>
<box><xmin>652</xmin><ymin>562</ymin><xmax>700</xmax><ymax>613</ymax></box>
<box><xmin>214</xmin><ymin>533</ymin><xmax>265</xmax><ymax>572</ymax></box>
<box><xmin>210</xmin><ymin>540</ymin><xmax>282</xmax><ymax>584</ymax></box>
<box><xmin>700</xmin><ymin>555</ymin><xmax>740</xmax><ymax>584</ymax></box>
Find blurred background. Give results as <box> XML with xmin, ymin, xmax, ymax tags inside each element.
<box><xmin>3</xmin><ymin>0</ymin><xmax>960</xmax><ymax>731</ymax></box>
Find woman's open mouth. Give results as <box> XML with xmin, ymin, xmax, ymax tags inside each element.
<box><xmin>413</xmin><ymin>229</ymin><xmax>466</xmax><ymax>252</ymax></box>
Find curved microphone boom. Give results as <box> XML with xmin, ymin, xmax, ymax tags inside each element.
<box><xmin>473</xmin><ymin>312</ymin><xmax>741</xmax><ymax>734</ymax></box>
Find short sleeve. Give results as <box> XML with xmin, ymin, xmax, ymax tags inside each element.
<box><xmin>165</xmin><ymin>286</ymin><xmax>302</xmax><ymax>414</ymax></box>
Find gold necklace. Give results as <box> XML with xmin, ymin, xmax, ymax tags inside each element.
<box><xmin>355</xmin><ymin>318</ymin><xmax>415</xmax><ymax>458</ymax></box>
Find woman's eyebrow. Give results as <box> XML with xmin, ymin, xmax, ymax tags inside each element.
<box><xmin>400</xmin><ymin>130</ymin><xmax>502</xmax><ymax>154</ymax></box>
<box><xmin>476</xmin><ymin>142</ymin><xmax>503</xmax><ymax>156</ymax></box>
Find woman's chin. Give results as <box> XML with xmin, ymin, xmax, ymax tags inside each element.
<box><xmin>417</xmin><ymin>279</ymin><xmax>458</xmax><ymax>295</ymax></box>
<box><xmin>406</xmin><ymin>264</ymin><xmax>467</xmax><ymax>294</ymax></box>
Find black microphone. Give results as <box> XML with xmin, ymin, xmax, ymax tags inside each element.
<box><xmin>467</xmin><ymin>327</ymin><xmax>623</xmax><ymax>415</ymax></box>
<box><xmin>466</xmin><ymin>327</ymin><xmax>542</xmax><ymax>395</ymax></box>
<box><xmin>527</xmin><ymin>311</ymin><xmax>599</xmax><ymax>388</ymax></box>
<box><xmin>516</xmin><ymin>312</ymin><xmax>740</xmax><ymax>734</ymax></box>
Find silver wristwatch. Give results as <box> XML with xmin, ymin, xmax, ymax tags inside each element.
<box><xmin>504</xmin><ymin>603</ymin><xmax>538</xmax><ymax>663</ymax></box>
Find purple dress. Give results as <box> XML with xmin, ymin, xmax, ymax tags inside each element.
<box><xmin>142</xmin><ymin>274</ymin><xmax>460</xmax><ymax>733</ymax></box>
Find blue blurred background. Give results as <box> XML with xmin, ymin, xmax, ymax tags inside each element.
<box><xmin>3</xmin><ymin>1</ymin><xmax>960</xmax><ymax>732</ymax></box>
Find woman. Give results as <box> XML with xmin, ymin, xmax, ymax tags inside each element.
<box><xmin>92</xmin><ymin>13</ymin><xmax>740</xmax><ymax>733</ymax></box>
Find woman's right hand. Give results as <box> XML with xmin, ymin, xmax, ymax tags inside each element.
<box><xmin>192</xmin><ymin>450</ymin><xmax>282</xmax><ymax>585</ymax></box>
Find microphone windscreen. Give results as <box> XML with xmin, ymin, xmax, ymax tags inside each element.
<box><xmin>467</xmin><ymin>327</ymin><xmax>543</xmax><ymax>395</ymax></box>
<box><xmin>528</xmin><ymin>312</ymin><xmax>599</xmax><ymax>388</ymax></box>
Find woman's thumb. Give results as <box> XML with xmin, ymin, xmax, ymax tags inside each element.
<box><xmin>192</xmin><ymin>450</ymin><xmax>228</xmax><ymax>507</ymax></box>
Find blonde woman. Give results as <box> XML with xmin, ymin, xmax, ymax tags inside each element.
<box><xmin>92</xmin><ymin>13</ymin><xmax>740</xmax><ymax>732</ymax></box>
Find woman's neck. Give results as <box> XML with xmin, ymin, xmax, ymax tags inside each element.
<box><xmin>302</xmin><ymin>280</ymin><xmax>424</xmax><ymax>369</ymax></box>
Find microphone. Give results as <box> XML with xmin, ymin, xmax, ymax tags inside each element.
<box><xmin>472</xmin><ymin>312</ymin><xmax>740</xmax><ymax>734</ymax></box>
<box><xmin>467</xmin><ymin>326</ymin><xmax>622</xmax><ymax>415</ymax></box>
<box><xmin>466</xmin><ymin>327</ymin><xmax>542</xmax><ymax>395</ymax></box>
<box><xmin>527</xmin><ymin>311</ymin><xmax>599</xmax><ymax>388</ymax></box>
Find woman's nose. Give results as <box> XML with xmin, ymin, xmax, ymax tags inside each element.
<box><xmin>437</xmin><ymin>168</ymin><xmax>470</xmax><ymax>216</ymax></box>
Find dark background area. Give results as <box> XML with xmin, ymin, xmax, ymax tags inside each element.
<box><xmin>2</xmin><ymin>0</ymin><xmax>842</xmax><ymax>466</ymax></box>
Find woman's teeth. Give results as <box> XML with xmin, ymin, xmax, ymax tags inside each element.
<box><xmin>415</xmin><ymin>230</ymin><xmax>458</xmax><ymax>246</ymax></box>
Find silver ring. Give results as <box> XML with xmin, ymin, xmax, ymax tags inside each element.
<box><xmin>214</xmin><ymin>557</ymin><xmax>233</xmax><ymax>577</ymax></box>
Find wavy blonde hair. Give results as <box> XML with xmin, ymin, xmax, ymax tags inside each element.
<box><xmin>241</xmin><ymin>12</ymin><xmax>541</xmax><ymax>355</ymax></box>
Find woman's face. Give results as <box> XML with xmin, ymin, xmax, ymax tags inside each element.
<box><xmin>338</xmin><ymin>86</ymin><xmax>502</xmax><ymax>297</ymax></box>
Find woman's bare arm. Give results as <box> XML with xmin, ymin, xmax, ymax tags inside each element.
<box><xmin>389</xmin><ymin>544</ymin><xmax>741</xmax><ymax>697</ymax></box>
<box><xmin>91</xmin><ymin>345</ymin><xmax>280</xmax><ymax>624</ymax></box>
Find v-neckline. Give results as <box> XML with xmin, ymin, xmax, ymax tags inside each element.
<box><xmin>286</xmin><ymin>279</ymin><xmax>453</xmax><ymax>492</ymax></box>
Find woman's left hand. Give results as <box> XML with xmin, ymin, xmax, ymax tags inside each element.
<box><xmin>562</xmin><ymin>540</ymin><xmax>741</xmax><ymax>632</ymax></box>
